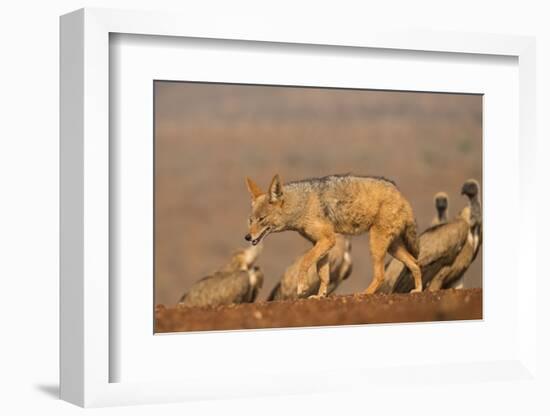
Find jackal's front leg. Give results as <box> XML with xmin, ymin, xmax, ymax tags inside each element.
<box><xmin>314</xmin><ymin>255</ymin><xmax>330</xmax><ymax>298</ymax></box>
<box><xmin>305</xmin><ymin>255</ymin><xmax>330</xmax><ymax>299</ymax></box>
<box><xmin>297</xmin><ymin>234</ymin><xmax>335</xmax><ymax>297</ymax></box>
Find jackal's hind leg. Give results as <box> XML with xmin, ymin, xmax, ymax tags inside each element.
<box><xmin>365</xmin><ymin>228</ymin><xmax>393</xmax><ymax>295</ymax></box>
<box><xmin>389</xmin><ymin>239</ymin><xmax>422</xmax><ymax>293</ymax></box>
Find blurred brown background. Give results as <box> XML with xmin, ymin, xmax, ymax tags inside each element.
<box><xmin>154</xmin><ymin>81</ymin><xmax>482</xmax><ymax>306</ymax></box>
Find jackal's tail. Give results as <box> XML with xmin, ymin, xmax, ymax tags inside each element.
<box><xmin>403</xmin><ymin>220</ymin><xmax>420</xmax><ymax>259</ymax></box>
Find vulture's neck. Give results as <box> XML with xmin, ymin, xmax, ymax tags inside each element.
<box><xmin>469</xmin><ymin>194</ymin><xmax>482</xmax><ymax>226</ymax></box>
<box><xmin>437</xmin><ymin>208</ymin><xmax>448</xmax><ymax>223</ymax></box>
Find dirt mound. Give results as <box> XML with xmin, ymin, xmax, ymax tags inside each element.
<box><xmin>155</xmin><ymin>288</ymin><xmax>482</xmax><ymax>333</ymax></box>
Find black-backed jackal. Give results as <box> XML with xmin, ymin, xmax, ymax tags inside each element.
<box><xmin>244</xmin><ymin>174</ymin><xmax>422</xmax><ymax>297</ymax></box>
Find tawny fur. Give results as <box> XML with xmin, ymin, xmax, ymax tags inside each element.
<box><xmin>381</xmin><ymin>191</ymin><xmax>452</xmax><ymax>293</ymax></box>
<box><xmin>178</xmin><ymin>244</ymin><xmax>264</xmax><ymax>307</ymax></box>
<box><xmin>380</xmin><ymin>179</ymin><xmax>481</xmax><ymax>293</ymax></box>
<box><xmin>268</xmin><ymin>234</ymin><xmax>353</xmax><ymax>300</ymax></box>
<box><xmin>245</xmin><ymin>173</ymin><xmax>422</xmax><ymax>297</ymax></box>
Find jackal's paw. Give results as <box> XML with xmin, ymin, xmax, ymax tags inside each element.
<box><xmin>409</xmin><ymin>288</ymin><xmax>422</xmax><ymax>294</ymax></box>
<box><xmin>308</xmin><ymin>294</ymin><xmax>326</xmax><ymax>300</ymax></box>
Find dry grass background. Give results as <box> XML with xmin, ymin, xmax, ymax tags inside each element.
<box><xmin>154</xmin><ymin>82</ymin><xmax>482</xmax><ymax>306</ymax></box>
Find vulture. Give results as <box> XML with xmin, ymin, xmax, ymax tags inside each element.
<box><xmin>431</xmin><ymin>192</ymin><xmax>449</xmax><ymax>225</ymax></box>
<box><xmin>427</xmin><ymin>179</ymin><xmax>482</xmax><ymax>290</ymax></box>
<box><xmin>178</xmin><ymin>244</ymin><xmax>264</xmax><ymax>307</ymax></box>
<box><xmin>268</xmin><ymin>234</ymin><xmax>353</xmax><ymax>301</ymax></box>
<box><xmin>379</xmin><ymin>179</ymin><xmax>481</xmax><ymax>293</ymax></box>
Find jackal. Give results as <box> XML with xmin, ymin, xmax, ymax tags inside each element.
<box><xmin>268</xmin><ymin>234</ymin><xmax>353</xmax><ymax>301</ymax></box>
<box><xmin>244</xmin><ymin>174</ymin><xmax>422</xmax><ymax>296</ymax></box>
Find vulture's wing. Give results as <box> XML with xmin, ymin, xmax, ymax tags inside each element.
<box><xmin>380</xmin><ymin>259</ymin><xmax>406</xmax><ymax>293</ymax></box>
<box><xmin>212</xmin><ymin>272</ymin><xmax>251</xmax><ymax>304</ymax></box>
<box><xmin>182</xmin><ymin>271</ymin><xmax>250</xmax><ymax>307</ymax></box>
<box><xmin>471</xmin><ymin>223</ymin><xmax>483</xmax><ymax>262</ymax></box>
<box><xmin>390</xmin><ymin>218</ymin><xmax>469</xmax><ymax>293</ymax></box>
<box><xmin>417</xmin><ymin>219</ymin><xmax>470</xmax><ymax>266</ymax></box>
<box><xmin>439</xmin><ymin>240</ymin><xmax>476</xmax><ymax>289</ymax></box>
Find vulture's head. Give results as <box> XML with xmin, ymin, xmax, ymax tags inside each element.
<box><xmin>434</xmin><ymin>192</ymin><xmax>449</xmax><ymax>212</ymax></box>
<box><xmin>461</xmin><ymin>179</ymin><xmax>480</xmax><ymax>198</ymax></box>
<box><xmin>228</xmin><ymin>242</ymin><xmax>264</xmax><ymax>271</ymax></box>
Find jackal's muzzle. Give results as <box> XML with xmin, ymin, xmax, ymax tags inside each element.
<box><xmin>244</xmin><ymin>227</ymin><xmax>271</xmax><ymax>246</ymax></box>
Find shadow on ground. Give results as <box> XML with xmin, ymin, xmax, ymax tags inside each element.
<box><xmin>34</xmin><ymin>384</ymin><xmax>59</xmax><ymax>399</ymax></box>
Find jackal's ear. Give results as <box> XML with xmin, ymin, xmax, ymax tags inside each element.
<box><xmin>245</xmin><ymin>177</ymin><xmax>263</xmax><ymax>200</ymax></box>
<box><xmin>268</xmin><ymin>174</ymin><xmax>283</xmax><ymax>203</ymax></box>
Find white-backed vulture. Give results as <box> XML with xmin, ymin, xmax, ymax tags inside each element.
<box><xmin>178</xmin><ymin>244</ymin><xmax>264</xmax><ymax>307</ymax></box>
<box><xmin>428</xmin><ymin>179</ymin><xmax>482</xmax><ymax>290</ymax></box>
<box><xmin>268</xmin><ymin>235</ymin><xmax>352</xmax><ymax>300</ymax></box>
<box><xmin>379</xmin><ymin>179</ymin><xmax>481</xmax><ymax>293</ymax></box>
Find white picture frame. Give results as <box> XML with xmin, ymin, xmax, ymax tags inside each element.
<box><xmin>60</xmin><ymin>7</ymin><xmax>537</xmax><ymax>408</ymax></box>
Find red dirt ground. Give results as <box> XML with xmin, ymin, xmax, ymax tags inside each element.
<box><xmin>155</xmin><ymin>288</ymin><xmax>482</xmax><ymax>333</ymax></box>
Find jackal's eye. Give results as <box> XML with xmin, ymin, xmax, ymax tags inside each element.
<box><xmin>248</xmin><ymin>217</ymin><xmax>253</xmax><ymax>226</ymax></box>
<box><xmin>258</xmin><ymin>216</ymin><xmax>266</xmax><ymax>223</ymax></box>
